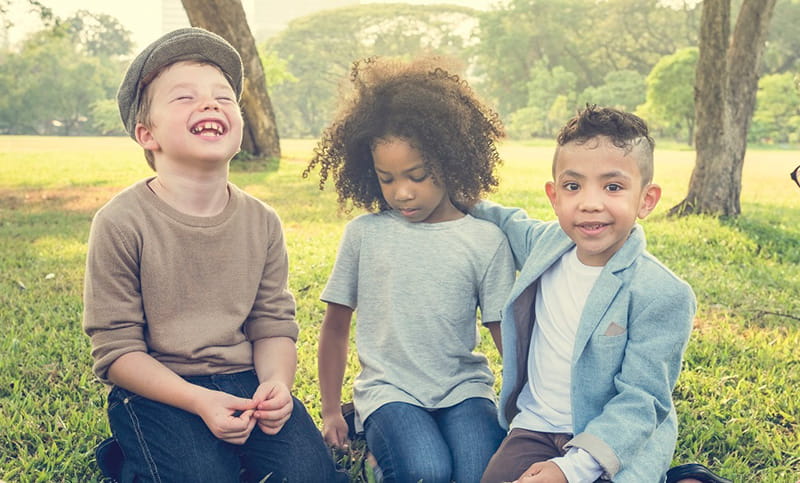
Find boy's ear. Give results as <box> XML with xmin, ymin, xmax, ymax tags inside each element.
<box><xmin>637</xmin><ymin>183</ymin><xmax>662</xmax><ymax>219</ymax></box>
<box><xmin>545</xmin><ymin>181</ymin><xmax>557</xmax><ymax>207</ymax></box>
<box><xmin>134</xmin><ymin>123</ymin><xmax>160</xmax><ymax>151</ymax></box>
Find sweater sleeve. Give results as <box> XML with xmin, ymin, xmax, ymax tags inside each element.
<box><xmin>243</xmin><ymin>210</ymin><xmax>298</xmax><ymax>342</ymax></box>
<box><xmin>82</xmin><ymin>211</ymin><xmax>148</xmax><ymax>384</ymax></box>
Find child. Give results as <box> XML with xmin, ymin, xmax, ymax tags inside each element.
<box><xmin>475</xmin><ymin>106</ymin><xmax>696</xmax><ymax>483</ymax></box>
<box><xmin>82</xmin><ymin>27</ymin><xmax>343</xmax><ymax>482</ymax></box>
<box><xmin>304</xmin><ymin>56</ymin><xmax>516</xmax><ymax>482</ymax></box>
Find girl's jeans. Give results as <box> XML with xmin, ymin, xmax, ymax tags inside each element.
<box><xmin>363</xmin><ymin>397</ymin><xmax>506</xmax><ymax>483</ymax></box>
<box><xmin>106</xmin><ymin>370</ymin><xmax>346</xmax><ymax>483</ymax></box>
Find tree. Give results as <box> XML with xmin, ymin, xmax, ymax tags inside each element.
<box><xmin>749</xmin><ymin>72</ymin><xmax>800</xmax><ymax>144</ymax></box>
<box><xmin>639</xmin><ymin>48</ymin><xmax>697</xmax><ymax>145</ymax></box>
<box><xmin>473</xmin><ymin>0</ymin><xmax>700</xmax><ymax>117</ymax></box>
<box><xmin>265</xmin><ymin>4</ymin><xmax>479</xmax><ymax>137</ymax></box>
<box><xmin>670</xmin><ymin>0</ymin><xmax>777</xmax><ymax>217</ymax></box>
<box><xmin>0</xmin><ymin>21</ymin><xmax>123</xmax><ymax>135</ymax></box>
<box><xmin>506</xmin><ymin>61</ymin><xmax>578</xmax><ymax>139</ymax></box>
<box><xmin>579</xmin><ymin>70</ymin><xmax>646</xmax><ymax>113</ymax></box>
<box><xmin>180</xmin><ymin>0</ymin><xmax>280</xmax><ymax>162</ymax></box>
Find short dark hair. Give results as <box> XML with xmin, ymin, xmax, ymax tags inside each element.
<box><xmin>555</xmin><ymin>105</ymin><xmax>655</xmax><ymax>185</ymax></box>
<box><xmin>304</xmin><ymin>56</ymin><xmax>504</xmax><ymax>212</ymax></box>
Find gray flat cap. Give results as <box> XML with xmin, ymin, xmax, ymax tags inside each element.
<box><xmin>117</xmin><ymin>27</ymin><xmax>244</xmax><ymax>138</ymax></box>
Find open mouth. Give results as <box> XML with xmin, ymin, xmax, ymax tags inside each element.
<box><xmin>190</xmin><ymin>121</ymin><xmax>225</xmax><ymax>136</ymax></box>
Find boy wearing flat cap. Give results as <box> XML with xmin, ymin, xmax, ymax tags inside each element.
<box><xmin>83</xmin><ymin>28</ymin><xmax>344</xmax><ymax>482</ymax></box>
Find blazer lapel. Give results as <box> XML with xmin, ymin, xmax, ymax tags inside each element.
<box><xmin>572</xmin><ymin>271</ymin><xmax>623</xmax><ymax>361</ymax></box>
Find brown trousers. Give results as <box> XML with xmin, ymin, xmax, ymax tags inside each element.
<box><xmin>481</xmin><ymin>428</ymin><xmax>574</xmax><ymax>483</ymax></box>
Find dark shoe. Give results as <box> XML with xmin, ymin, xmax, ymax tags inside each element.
<box><xmin>666</xmin><ymin>463</ymin><xmax>732</xmax><ymax>483</ymax></box>
<box><xmin>95</xmin><ymin>437</ymin><xmax>123</xmax><ymax>481</ymax></box>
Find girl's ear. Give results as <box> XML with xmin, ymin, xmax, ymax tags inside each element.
<box><xmin>637</xmin><ymin>183</ymin><xmax>662</xmax><ymax>219</ymax></box>
<box><xmin>135</xmin><ymin>123</ymin><xmax>159</xmax><ymax>151</ymax></box>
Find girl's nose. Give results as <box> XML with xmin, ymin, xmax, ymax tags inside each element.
<box><xmin>394</xmin><ymin>182</ymin><xmax>415</xmax><ymax>201</ymax></box>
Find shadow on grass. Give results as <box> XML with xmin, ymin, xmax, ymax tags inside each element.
<box><xmin>720</xmin><ymin>204</ymin><xmax>800</xmax><ymax>265</ymax></box>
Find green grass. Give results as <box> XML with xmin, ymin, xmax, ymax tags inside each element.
<box><xmin>1</xmin><ymin>136</ymin><xmax>798</xmax><ymax>482</ymax></box>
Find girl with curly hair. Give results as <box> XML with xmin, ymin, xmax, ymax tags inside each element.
<box><xmin>304</xmin><ymin>56</ymin><xmax>516</xmax><ymax>482</ymax></box>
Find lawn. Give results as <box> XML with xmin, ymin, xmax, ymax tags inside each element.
<box><xmin>0</xmin><ymin>135</ymin><xmax>798</xmax><ymax>482</ymax></box>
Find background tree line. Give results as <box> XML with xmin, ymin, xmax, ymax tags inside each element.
<box><xmin>1</xmin><ymin>0</ymin><xmax>798</xmax><ymax>145</ymax></box>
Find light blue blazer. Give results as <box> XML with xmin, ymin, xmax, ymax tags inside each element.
<box><xmin>473</xmin><ymin>201</ymin><xmax>695</xmax><ymax>482</ymax></box>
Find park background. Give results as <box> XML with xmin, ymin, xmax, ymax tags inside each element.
<box><xmin>1</xmin><ymin>0</ymin><xmax>799</xmax><ymax>481</ymax></box>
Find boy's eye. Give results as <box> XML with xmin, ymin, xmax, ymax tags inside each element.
<box><xmin>606</xmin><ymin>183</ymin><xmax>623</xmax><ymax>192</ymax></box>
<box><xmin>217</xmin><ymin>96</ymin><xmax>234</xmax><ymax>103</ymax></box>
<box><xmin>564</xmin><ymin>182</ymin><xmax>579</xmax><ymax>191</ymax></box>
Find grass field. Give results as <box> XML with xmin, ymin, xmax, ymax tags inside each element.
<box><xmin>1</xmin><ymin>135</ymin><xmax>798</xmax><ymax>482</ymax></box>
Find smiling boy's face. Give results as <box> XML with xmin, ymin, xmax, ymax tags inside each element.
<box><xmin>546</xmin><ymin>136</ymin><xmax>661</xmax><ymax>266</ymax></box>
<box><xmin>134</xmin><ymin>61</ymin><xmax>243</xmax><ymax>169</ymax></box>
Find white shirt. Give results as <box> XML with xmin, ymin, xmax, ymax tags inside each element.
<box><xmin>511</xmin><ymin>247</ymin><xmax>605</xmax><ymax>482</ymax></box>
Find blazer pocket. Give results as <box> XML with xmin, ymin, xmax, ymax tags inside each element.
<box><xmin>602</xmin><ymin>321</ymin><xmax>626</xmax><ymax>337</ymax></box>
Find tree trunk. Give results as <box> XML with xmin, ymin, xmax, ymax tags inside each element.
<box><xmin>180</xmin><ymin>0</ymin><xmax>281</xmax><ymax>163</ymax></box>
<box><xmin>669</xmin><ymin>0</ymin><xmax>776</xmax><ymax>217</ymax></box>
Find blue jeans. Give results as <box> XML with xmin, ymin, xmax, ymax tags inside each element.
<box><xmin>364</xmin><ymin>397</ymin><xmax>505</xmax><ymax>483</ymax></box>
<box><xmin>105</xmin><ymin>370</ymin><xmax>346</xmax><ymax>483</ymax></box>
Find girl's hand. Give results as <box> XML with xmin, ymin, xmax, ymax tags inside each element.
<box><xmin>321</xmin><ymin>411</ymin><xmax>350</xmax><ymax>448</ymax></box>
<box><xmin>252</xmin><ymin>380</ymin><xmax>293</xmax><ymax>435</ymax></box>
<box><xmin>194</xmin><ymin>389</ymin><xmax>257</xmax><ymax>445</ymax></box>
<box><xmin>514</xmin><ymin>461</ymin><xmax>567</xmax><ymax>483</ymax></box>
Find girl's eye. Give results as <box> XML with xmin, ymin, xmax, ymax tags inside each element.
<box><xmin>217</xmin><ymin>96</ymin><xmax>234</xmax><ymax>103</ymax></box>
<box><xmin>410</xmin><ymin>173</ymin><xmax>429</xmax><ymax>183</ymax></box>
<box><xmin>564</xmin><ymin>182</ymin><xmax>579</xmax><ymax>191</ymax></box>
<box><xmin>378</xmin><ymin>177</ymin><xmax>392</xmax><ymax>184</ymax></box>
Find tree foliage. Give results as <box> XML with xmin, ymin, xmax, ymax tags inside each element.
<box><xmin>749</xmin><ymin>72</ymin><xmax>800</xmax><ymax>144</ymax></box>
<box><xmin>0</xmin><ymin>13</ymin><xmax>127</xmax><ymax>135</ymax></box>
<box><xmin>265</xmin><ymin>3</ymin><xmax>480</xmax><ymax>137</ymax></box>
<box><xmin>473</xmin><ymin>0</ymin><xmax>700</xmax><ymax>117</ymax></box>
<box><xmin>639</xmin><ymin>47</ymin><xmax>698</xmax><ymax>144</ymax></box>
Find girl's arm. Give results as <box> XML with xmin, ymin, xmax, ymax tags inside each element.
<box><xmin>318</xmin><ymin>302</ymin><xmax>354</xmax><ymax>448</ymax></box>
<box><xmin>486</xmin><ymin>322</ymin><xmax>502</xmax><ymax>356</ymax></box>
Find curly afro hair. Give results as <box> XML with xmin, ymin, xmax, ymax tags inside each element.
<box><xmin>304</xmin><ymin>56</ymin><xmax>505</xmax><ymax>213</ymax></box>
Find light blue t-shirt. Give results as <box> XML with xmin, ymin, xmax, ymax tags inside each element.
<box><xmin>321</xmin><ymin>211</ymin><xmax>515</xmax><ymax>430</ymax></box>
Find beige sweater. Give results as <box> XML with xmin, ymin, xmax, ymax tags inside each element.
<box><xmin>83</xmin><ymin>178</ymin><xmax>298</xmax><ymax>384</ymax></box>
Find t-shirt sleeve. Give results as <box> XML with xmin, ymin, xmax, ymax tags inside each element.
<box><xmin>478</xmin><ymin>233</ymin><xmax>516</xmax><ymax>325</ymax></box>
<box><xmin>320</xmin><ymin>219</ymin><xmax>361</xmax><ymax>310</ymax></box>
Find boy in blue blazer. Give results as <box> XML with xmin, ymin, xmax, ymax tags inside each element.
<box><xmin>476</xmin><ymin>106</ymin><xmax>698</xmax><ymax>482</ymax></box>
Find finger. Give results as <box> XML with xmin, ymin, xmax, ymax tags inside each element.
<box><xmin>257</xmin><ymin>392</ymin><xmax>291</xmax><ymax>410</ymax></box>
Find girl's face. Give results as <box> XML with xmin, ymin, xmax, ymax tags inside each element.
<box><xmin>371</xmin><ymin>136</ymin><xmax>462</xmax><ymax>223</ymax></box>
